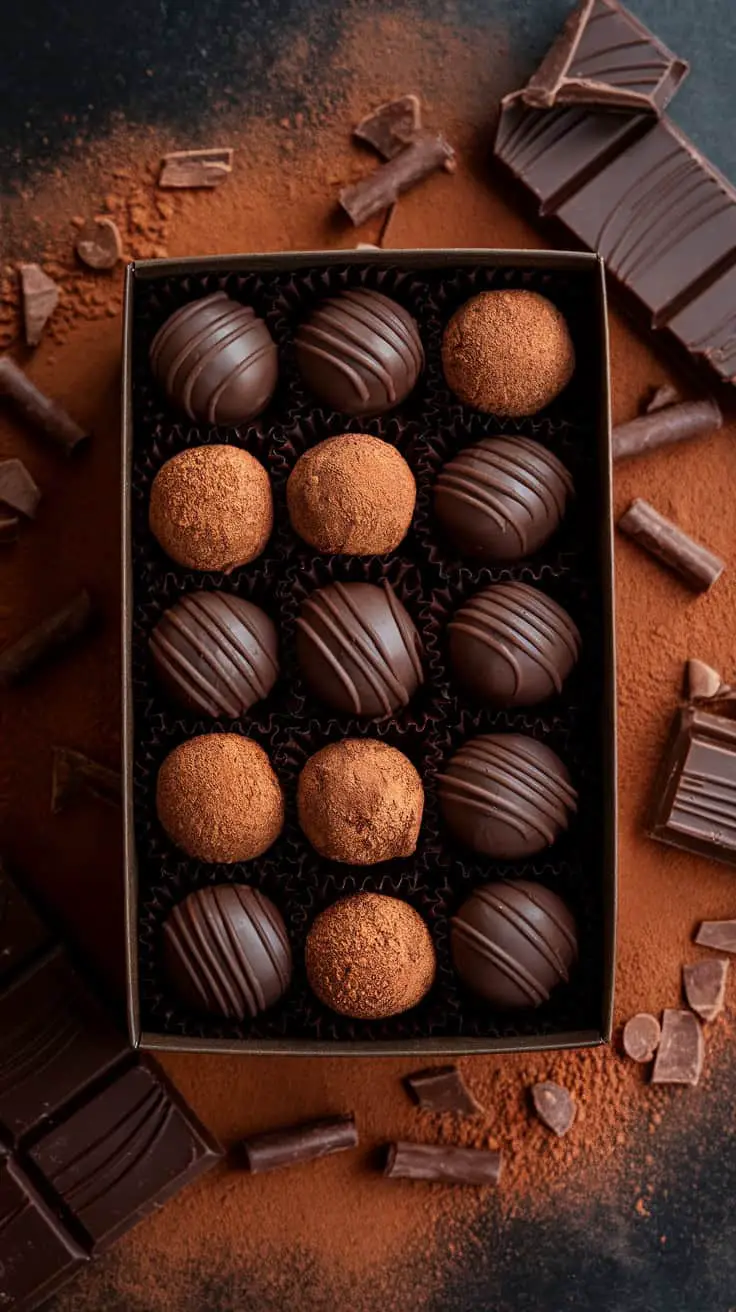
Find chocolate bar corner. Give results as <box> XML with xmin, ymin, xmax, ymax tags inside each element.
<box><xmin>649</xmin><ymin>705</ymin><xmax>736</xmax><ymax>866</ymax></box>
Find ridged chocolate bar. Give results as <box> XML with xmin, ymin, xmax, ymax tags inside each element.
<box><xmin>649</xmin><ymin>706</ymin><xmax>736</xmax><ymax>866</ymax></box>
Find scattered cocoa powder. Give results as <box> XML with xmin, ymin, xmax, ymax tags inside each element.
<box><xmin>286</xmin><ymin>433</ymin><xmax>416</xmax><ymax>554</ymax></box>
<box><xmin>297</xmin><ymin>739</ymin><xmax>423</xmax><ymax>864</ymax></box>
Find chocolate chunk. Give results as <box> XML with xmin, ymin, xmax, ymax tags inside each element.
<box><xmin>530</xmin><ymin>1082</ymin><xmax>576</xmax><ymax>1136</ymax></box>
<box><xmin>0</xmin><ymin>862</ymin><xmax>53</xmax><ymax>985</ymax></box>
<box><xmin>353</xmin><ymin>94</ymin><xmax>422</xmax><ymax>159</ymax></box>
<box><xmin>644</xmin><ymin>383</ymin><xmax>682</xmax><ymax>413</ymax></box>
<box><xmin>685</xmin><ymin>658</ymin><xmax>726</xmax><ymax>702</ymax></box>
<box><xmin>51</xmin><ymin>747</ymin><xmax>121</xmax><ymax>813</ymax></box>
<box><xmin>0</xmin><ymin>356</ymin><xmax>89</xmax><ymax>454</ymax></box>
<box><xmin>695</xmin><ymin>921</ymin><xmax>736</xmax><ymax>954</ymax></box>
<box><xmin>0</xmin><ymin>514</ymin><xmax>19</xmax><ymax>543</ymax></box>
<box><xmin>0</xmin><ymin>589</ymin><xmax>93</xmax><ymax>687</ymax></box>
<box><xmin>19</xmin><ymin>263</ymin><xmax>60</xmax><ymax>346</ymax></box>
<box><xmin>238</xmin><ymin>1116</ymin><xmax>358</xmax><ymax>1174</ymax></box>
<box><xmin>0</xmin><ymin>1158</ymin><xmax>86</xmax><ymax>1309</ymax></box>
<box><xmin>339</xmin><ymin>130</ymin><xmax>455</xmax><ymax>227</ymax></box>
<box><xmin>0</xmin><ymin>457</ymin><xmax>41</xmax><ymax>518</ymax></box>
<box><xmin>649</xmin><ymin>707</ymin><xmax>736</xmax><ymax>867</ymax></box>
<box><xmin>622</xmin><ymin>1012</ymin><xmax>661</xmax><ymax>1063</ymax></box>
<box><xmin>75</xmin><ymin>217</ymin><xmax>123</xmax><ymax>270</ymax></box>
<box><xmin>385</xmin><ymin>1142</ymin><xmax>502</xmax><ymax>1185</ymax></box>
<box><xmin>612</xmin><ymin>398</ymin><xmax>722</xmax><ymax>462</ymax></box>
<box><xmin>683</xmin><ymin>958</ymin><xmax>728</xmax><ymax>1023</ymax></box>
<box><xmin>618</xmin><ymin>499</ymin><xmax>724</xmax><ymax>593</ymax></box>
<box><xmin>158</xmin><ymin>147</ymin><xmax>234</xmax><ymax>188</ymax></box>
<box><xmin>651</xmin><ymin>1008</ymin><xmax>704</xmax><ymax>1085</ymax></box>
<box><xmin>404</xmin><ymin>1066</ymin><xmax>482</xmax><ymax>1115</ymax></box>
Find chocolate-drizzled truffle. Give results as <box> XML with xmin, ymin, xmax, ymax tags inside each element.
<box><xmin>149</xmin><ymin>445</ymin><xmax>273</xmax><ymax>572</ymax></box>
<box><xmin>449</xmin><ymin>582</ymin><xmax>580</xmax><ymax>708</ymax></box>
<box><xmin>164</xmin><ymin>885</ymin><xmax>291</xmax><ymax>1019</ymax></box>
<box><xmin>438</xmin><ymin>733</ymin><xmax>576</xmax><ymax>859</ymax></box>
<box><xmin>150</xmin><ymin>291</ymin><xmax>278</xmax><ymax>425</ymax></box>
<box><xmin>296</xmin><ymin>580</ymin><xmax>423</xmax><ymax>718</ymax></box>
<box><xmin>434</xmin><ymin>435</ymin><xmax>573</xmax><ymax>561</ymax></box>
<box><xmin>306</xmin><ymin>893</ymin><xmax>436</xmax><ymax>1019</ymax></box>
<box><xmin>295</xmin><ymin>288</ymin><xmax>423</xmax><ymax>416</ymax></box>
<box><xmin>451</xmin><ymin>881</ymin><xmax>577</xmax><ymax>1008</ymax></box>
<box><xmin>287</xmin><ymin>434</ymin><xmax>416</xmax><ymax>555</ymax></box>
<box><xmin>297</xmin><ymin>739</ymin><xmax>424</xmax><ymax>864</ymax></box>
<box><xmin>442</xmin><ymin>291</ymin><xmax>575</xmax><ymax>416</ymax></box>
<box><xmin>156</xmin><ymin>733</ymin><xmax>284</xmax><ymax>863</ymax></box>
<box><xmin>150</xmin><ymin>591</ymin><xmax>279</xmax><ymax>719</ymax></box>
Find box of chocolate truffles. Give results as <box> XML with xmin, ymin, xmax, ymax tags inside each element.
<box><xmin>121</xmin><ymin>248</ymin><xmax>616</xmax><ymax>1055</ymax></box>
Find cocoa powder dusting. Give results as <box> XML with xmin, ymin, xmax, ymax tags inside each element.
<box><xmin>287</xmin><ymin>433</ymin><xmax>416</xmax><ymax>554</ymax></box>
<box><xmin>149</xmin><ymin>445</ymin><xmax>273</xmax><ymax>572</ymax></box>
<box><xmin>297</xmin><ymin>739</ymin><xmax>423</xmax><ymax>864</ymax></box>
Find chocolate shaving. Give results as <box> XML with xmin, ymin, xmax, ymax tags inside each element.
<box><xmin>404</xmin><ymin>1066</ymin><xmax>482</xmax><ymax>1115</ymax></box>
<box><xmin>644</xmin><ymin>383</ymin><xmax>682</xmax><ymax>414</ymax></box>
<box><xmin>158</xmin><ymin>148</ymin><xmax>234</xmax><ymax>189</ymax></box>
<box><xmin>0</xmin><ymin>516</ymin><xmax>19</xmax><ymax>544</ymax></box>
<box><xmin>651</xmin><ymin>1009</ymin><xmax>704</xmax><ymax>1086</ymax></box>
<box><xmin>618</xmin><ymin>499</ymin><xmax>724</xmax><ymax>593</ymax></box>
<box><xmin>0</xmin><ymin>459</ymin><xmax>41</xmax><ymax>518</ymax></box>
<box><xmin>385</xmin><ymin>1142</ymin><xmax>502</xmax><ymax>1186</ymax></box>
<box><xmin>0</xmin><ymin>590</ymin><xmax>93</xmax><ymax>688</ymax></box>
<box><xmin>339</xmin><ymin>131</ymin><xmax>455</xmax><ymax>227</ymax></box>
<box><xmin>612</xmin><ymin>398</ymin><xmax>722</xmax><ymax>462</ymax></box>
<box><xmin>530</xmin><ymin>1082</ymin><xmax>576</xmax><ymax>1136</ymax></box>
<box><xmin>353</xmin><ymin>95</ymin><xmax>422</xmax><ymax>160</ymax></box>
<box><xmin>684</xmin><ymin>658</ymin><xmax>729</xmax><ymax>702</ymax></box>
<box><xmin>0</xmin><ymin>357</ymin><xmax>89</xmax><ymax>455</ymax></box>
<box><xmin>75</xmin><ymin>217</ymin><xmax>123</xmax><ymax>271</ymax></box>
<box><xmin>695</xmin><ymin>921</ymin><xmax>736</xmax><ymax>954</ymax></box>
<box><xmin>622</xmin><ymin>1013</ymin><xmax>661</xmax><ymax>1063</ymax></box>
<box><xmin>238</xmin><ymin>1116</ymin><xmax>358</xmax><ymax>1174</ymax></box>
<box><xmin>683</xmin><ymin>959</ymin><xmax>728</xmax><ymax>1023</ymax></box>
<box><xmin>51</xmin><ymin>747</ymin><xmax>121</xmax><ymax>814</ymax></box>
<box><xmin>18</xmin><ymin>264</ymin><xmax>59</xmax><ymax>346</ymax></box>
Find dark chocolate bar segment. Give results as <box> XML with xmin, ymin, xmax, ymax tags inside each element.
<box><xmin>0</xmin><ymin>1157</ymin><xmax>87</xmax><ymax>1310</ymax></box>
<box><xmin>649</xmin><ymin>706</ymin><xmax>736</xmax><ymax>866</ymax></box>
<box><xmin>0</xmin><ymin>863</ymin><xmax>53</xmax><ymax>986</ymax></box>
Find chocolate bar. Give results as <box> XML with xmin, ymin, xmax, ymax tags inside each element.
<box><xmin>649</xmin><ymin>706</ymin><xmax>736</xmax><ymax>866</ymax></box>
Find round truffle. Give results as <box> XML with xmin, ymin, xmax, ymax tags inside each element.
<box><xmin>163</xmin><ymin>884</ymin><xmax>291</xmax><ymax>1019</ymax></box>
<box><xmin>296</xmin><ymin>580</ymin><xmax>423</xmax><ymax>718</ymax></box>
<box><xmin>295</xmin><ymin>288</ymin><xmax>423</xmax><ymax>416</ymax></box>
<box><xmin>150</xmin><ymin>291</ymin><xmax>278</xmax><ymax>425</ymax></box>
<box><xmin>305</xmin><ymin>892</ymin><xmax>436</xmax><ymax>1019</ymax></box>
<box><xmin>438</xmin><ymin>733</ymin><xmax>576</xmax><ymax>859</ymax></box>
<box><xmin>297</xmin><ymin>739</ymin><xmax>424</xmax><ymax>865</ymax></box>
<box><xmin>449</xmin><ymin>581</ymin><xmax>580</xmax><ymax>708</ymax></box>
<box><xmin>434</xmin><ymin>435</ymin><xmax>573</xmax><ymax>562</ymax></box>
<box><xmin>150</xmin><ymin>591</ymin><xmax>279</xmax><ymax>719</ymax></box>
<box><xmin>451</xmin><ymin>881</ymin><xmax>578</xmax><ymax>1008</ymax></box>
<box><xmin>156</xmin><ymin>733</ymin><xmax>284</xmax><ymax>863</ymax></box>
<box><xmin>149</xmin><ymin>444</ymin><xmax>273</xmax><ymax>572</ymax></box>
<box><xmin>287</xmin><ymin>434</ymin><xmax>416</xmax><ymax>556</ymax></box>
<box><xmin>442</xmin><ymin>290</ymin><xmax>575</xmax><ymax>416</ymax></box>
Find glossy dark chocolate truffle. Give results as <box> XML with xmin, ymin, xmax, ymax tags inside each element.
<box><xmin>164</xmin><ymin>884</ymin><xmax>291</xmax><ymax>1019</ymax></box>
<box><xmin>296</xmin><ymin>580</ymin><xmax>423</xmax><ymax>717</ymax></box>
<box><xmin>287</xmin><ymin>434</ymin><xmax>416</xmax><ymax>555</ymax></box>
<box><xmin>451</xmin><ymin>881</ymin><xmax>577</xmax><ymax>1008</ymax></box>
<box><xmin>438</xmin><ymin>733</ymin><xmax>576</xmax><ymax>859</ymax></box>
<box><xmin>434</xmin><ymin>435</ymin><xmax>573</xmax><ymax>562</ymax></box>
<box><xmin>295</xmin><ymin>288</ymin><xmax>423</xmax><ymax>416</ymax></box>
<box><xmin>150</xmin><ymin>291</ymin><xmax>278</xmax><ymax>425</ymax></box>
<box><xmin>150</xmin><ymin>591</ymin><xmax>279</xmax><ymax>719</ymax></box>
<box><xmin>449</xmin><ymin>581</ymin><xmax>580</xmax><ymax>708</ymax></box>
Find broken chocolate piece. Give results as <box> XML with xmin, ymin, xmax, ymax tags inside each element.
<box><xmin>683</xmin><ymin>958</ymin><xmax>728</xmax><ymax>1023</ymax></box>
<box><xmin>238</xmin><ymin>1116</ymin><xmax>358</xmax><ymax>1174</ymax></box>
<box><xmin>0</xmin><ymin>589</ymin><xmax>93</xmax><ymax>687</ymax></box>
<box><xmin>612</xmin><ymin>398</ymin><xmax>722</xmax><ymax>462</ymax></box>
<box><xmin>695</xmin><ymin>921</ymin><xmax>736</xmax><ymax>954</ymax></box>
<box><xmin>622</xmin><ymin>1013</ymin><xmax>661</xmax><ymax>1063</ymax></box>
<box><xmin>530</xmin><ymin>1082</ymin><xmax>576</xmax><ymax>1137</ymax></box>
<box><xmin>339</xmin><ymin>131</ymin><xmax>455</xmax><ymax>226</ymax></box>
<box><xmin>0</xmin><ymin>356</ymin><xmax>89</xmax><ymax>454</ymax></box>
<box><xmin>0</xmin><ymin>515</ymin><xmax>19</xmax><ymax>544</ymax></box>
<box><xmin>685</xmin><ymin>658</ymin><xmax>726</xmax><ymax>702</ymax></box>
<box><xmin>19</xmin><ymin>263</ymin><xmax>60</xmax><ymax>346</ymax></box>
<box><xmin>651</xmin><ymin>1008</ymin><xmax>704</xmax><ymax>1086</ymax></box>
<box><xmin>353</xmin><ymin>94</ymin><xmax>422</xmax><ymax>160</ymax></box>
<box><xmin>385</xmin><ymin>1142</ymin><xmax>502</xmax><ymax>1186</ymax></box>
<box><xmin>51</xmin><ymin>747</ymin><xmax>121</xmax><ymax>813</ymax></box>
<box><xmin>158</xmin><ymin>148</ymin><xmax>234</xmax><ymax>189</ymax></box>
<box><xmin>644</xmin><ymin>383</ymin><xmax>682</xmax><ymax>414</ymax></box>
<box><xmin>75</xmin><ymin>217</ymin><xmax>123</xmax><ymax>270</ymax></box>
<box><xmin>0</xmin><ymin>458</ymin><xmax>40</xmax><ymax>519</ymax></box>
<box><xmin>618</xmin><ymin>499</ymin><xmax>724</xmax><ymax>593</ymax></box>
<box><xmin>650</xmin><ymin>707</ymin><xmax>736</xmax><ymax>867</ymax></box>
<box><xmin>404</xmin><ymin>1066</ymin><xmax>482</xmax><ymax>1115</ymax></box>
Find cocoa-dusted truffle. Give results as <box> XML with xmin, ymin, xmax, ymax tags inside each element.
<box><xmin>295</xmin><ymin>288</ymin><xmax>423</xmax><ymax>416</ymax></box>
<box><xmin>442</xmin><ymin>290</ymin><xmax>575</xmax><ymax>416</ymax></box>
<box><xmin>287</xmin><ymin>433</ymin><xmax>416</xmax><ymax>555</ymax></box>
<box><xmin>434</xmin><ymin>435</ymin><xmax>573</xmax><ymax>561</ymax></box>
<box><xmin>149</xmin><ymin>444</ymin><xmax>273</xmax><ymax>572</ymax></box>
<box><xmin>164</xmin><ymin>884</ymin><xmax>291</xmax><ymax>1019</ymax></box>
<box><xmin>305</xmin><ymin>892</ymin><xmax>436</xmax><ymax>1019</ymax></box>
<box><xmin>150</xmin><ymin>291</ymin><xmax>278</xmax><ymax>425</ymax></box>
<box><xmin>297</xmin><ymin>739</ymin><xmax>424</xmax><ymax>864</ymax></box>
<box><xmin>156</xmin><ymin>733</ymin><xmax>284</xmax><ymax>862</ymax></box>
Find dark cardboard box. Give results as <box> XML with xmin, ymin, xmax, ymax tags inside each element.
<box><xmin>122</xmin><ymin>248</ymin><xmax>616</xmax><ymax>1056</ymax></box>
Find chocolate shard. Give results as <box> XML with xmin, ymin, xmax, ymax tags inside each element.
<box><xmin>644</xmin><ymin>383</ymin><xmax>682</xmax><ymax>413</ymax></box>
<box><xmin>19</xmin><ymin>263</ymin><xmax>60</xmax><ymax>346</ymax></box>
<box><xmin>0</xmin><ymin>356</ymin><xmax>89</xmax><ymax>454</ymax></box>
<box><xmin>158</xmin><ymin>148</ymin><xmax>234</xmax><ymax>189</ymax></box>
<box><xmin>683</xmin><ymin>958</ymin><xmax>728</xmax><ymax>1023</ymax></box>
<box><xmin>618</xmin><ymin>499</ymin><xmax>724</xmax><ymax>593</ymax></box>
<box><xmin>404</xmin><ymin>1065</ymin><xmax>482</xmax><ymax>1115</ymax></box>
<box><xmin>339</xmin><ymin>130</ymin><xmax>455</xmax><ymax>227</ymax></box>
<box><xmin>0</xmin><ymin>860</ymin><xmax>54</xmax><ymax>986</ymax></box>
<box><xmin>353</xmin><ymin>94</ymin><xmax>422</xmax><ymax>160</ymax></box>
<box><xmin>385</xmin><ymin>1142</ymin><xmax>502</xmax><ymax>1186</ymax></box>
<box><xmin>695</xmin><ymin>920</ymin><xmax>736</xmax><ymax>954</ymax></box>
<box><xmin>0</xmin><ymin>457</ymin><xmax>41</xmax><ymax>518</ymax></box>
<box><xmin>622</xmin><ymin>1013</ymin><xmax>661</xmax><ymax>1063</ymax></box>
<box><xmin>612</xmin><ymin>398</ymin><xmax>722</xmax><ymax>462</ymax></box>
<box><xmin>650</xmin><ymin>708</ymin><xmax>736</xmax><ymax>866</ymax></box>
<box><xmin>651</xmin><ymin>1008</ymin><xmax>704</xmax><ymax>1086</ymax></box>
<box><xmin>238</xmin><ymin>1115</ymin><xmax>358</xmax><ymax>1174</ymax></box>
<box><xmin>530</xmin><ymin>1081</ymin><xmax>576</xmax><ymax>1136</ymax></box>
<box><xmin>0</xmin><ymin>514</ymin><xmax>19</xmax><ymax>543</ymax></box>
<box><xmin>0</xmin><ymin>1157</ymin><xmax>87</xmax><ymax>1309</ymax></box>
<box><xmin>51</xmin><ymin>747</ymin><xmax>122</xmax><ymax>813</ymax></box>
<box><xmin>0</xmin><ymin>589</ymin><xmax>93</xmax><ymax>688</ymax></box>
<box><xmin>75</xmin><ymin>217</ymin><xmax>123</xmax><ymax>270</ymax></box>
<box><xmin>684</xmin><ymin>658</ymin><xmax>730</xmax><ymax>702</ymax></box>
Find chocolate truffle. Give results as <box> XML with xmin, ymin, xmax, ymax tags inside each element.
<box><xmin>442</xmin><ymin>290</ymin><xmax>575</xmax><ymax>416</ymax></box>
<box><xmin>150</xmin><ymin>591</ymin><xmax>279</xmax><ymax>719</ymax></box>
<box><xmin>156</xmin><ymin>733</ymin><xmax>284</xmax><ymax>863</ymax></box>
<box><xmin>296</xmin><ymin>580</ymin><xmax>423</xmax><ymax>718</ymax></box>
<box><xmin>287</xmin><ymin>434</ymin><xmax>416</xmax><ymax>555</ymax></box>
<box><xmin>451</xmin><ymin>881</ymin><xmax>577</xmax><ymax>1008</ymax></box>
<box><xmin>449</xmin><ymin>581</ymin><xmax>580</xmax><ymax>708</ymax></box>
<box><xmin>164</xmin><ymin>884</ymin><xmax>291</xmax><ymax>1019</ymax></box>
<box><xmin>297</xmin><ymin>739</ymin><xmax>424</xmax><ymax>865</ymax></box>
<box><xmin>438</xmin><ymin>733</ymin><xmax>576</xmax><ymax>859</ymax></box>
<box><xmin>149</xmin><ymin>444</ymin><xmax>273</xmax><ymax>572</ymax></box>
<box><xmin>305</xmin><ymin>892</ymin><xmax>436</xmax><ymax>1019</ymax></box>
<box><xmin>295</xmin><ymin>288</ymin><xmax>423</xmax><ymax>416</ymax></box>
<box><xmin>434</xmin><ymin>435</ymin><xmax>573</xmax><ymax>562</ymax></box>
<box><xmin>150</xmin><ymin>291</ymin><xmax>278</xmax><ymax>425</ymax></box>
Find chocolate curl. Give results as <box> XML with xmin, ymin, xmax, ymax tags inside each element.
<box><xmin>340</xmin><ymin>131</ymin><xmax>455</xmax><ymax>227</ymax></box>
<box><xmin>239</xmin><ymin>1116</ymin><xmax>358</xmax><ymax>1174</ymax></box>
<box><xmin>0</xmin><ymin>590</ymin><xmax>93</xmax><ymax>687</ymax></box>
<box><xmin>612</xmin><ymin>397</ymin><xmax>722</xmax><ymax>461</ymax></box>
<box><xmin>0</xmin><ymin>357</ymin><xmax>90</xmax><ymax>455</ymax></box>
<box><xmin>618</xmin><ymin>499</ymin><xmax>724</xmax><ymax>593</ymax></box>
<box><xmin>385</xmin><ymin>1142</ymin><xmax>502</xmax><ymax>1185</ymax></box>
